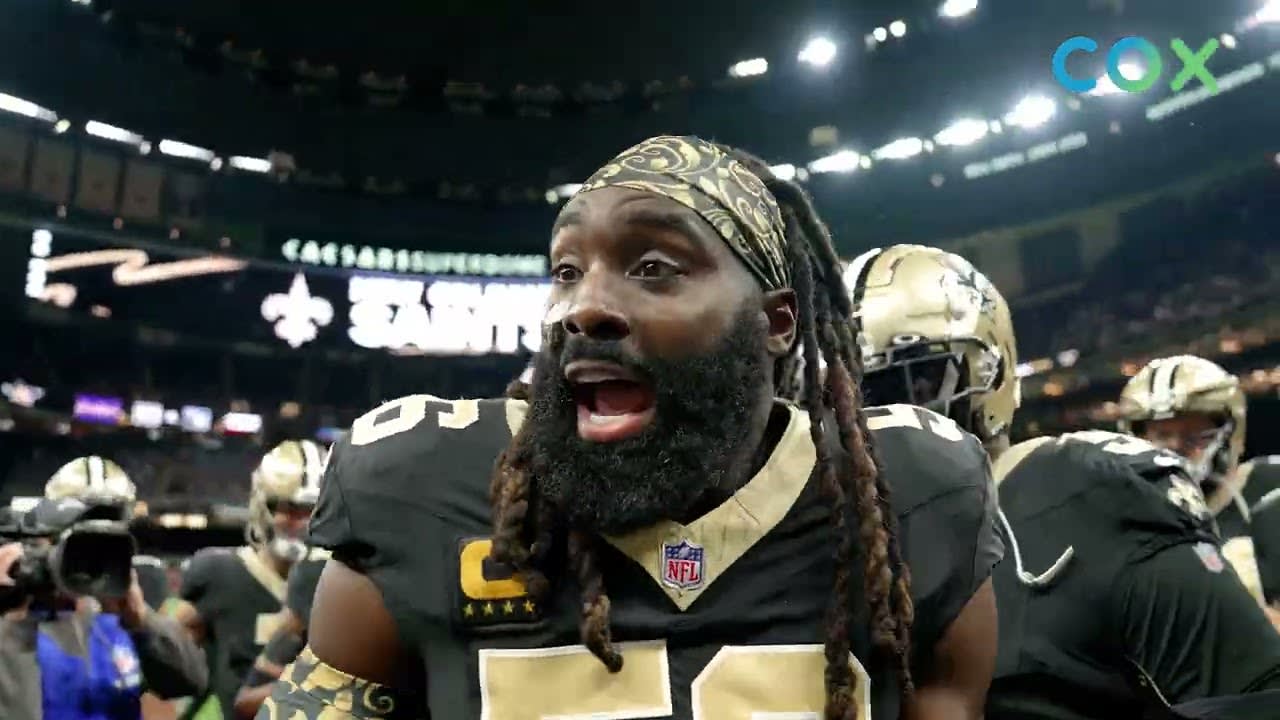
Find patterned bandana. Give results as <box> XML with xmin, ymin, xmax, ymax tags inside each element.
<box><xmin>575</xmin><ymin>135</ymin><xmax>791</xmax><ymax>290</ymax></box>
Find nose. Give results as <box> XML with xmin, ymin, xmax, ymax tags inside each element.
<box><xmin>562</xmin><ymin>278</ymin><xmax>631</xmax><ymax>342</ymax></box>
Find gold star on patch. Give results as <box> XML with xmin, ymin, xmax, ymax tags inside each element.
<box><xmin>483</xmin><ymin>602</ymin><xmax>495</xmax><ymax>616</ymax></box>
<box><xmin>463</xmin><ymin>604</ymin><xmax>474</xmax><ymax>617</ymax></box>
<box><xmin>523</xmin><ymin>599</ymin><xmax>536</xmax><ymax>614</ymax></box>
<box><xmin>502</xmin><ymin>601</ymin><xmax>515</xmax><ymax>615</ymax></box>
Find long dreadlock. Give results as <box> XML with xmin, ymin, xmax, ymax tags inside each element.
<box><xmin>487</xmin><ymin>146</ymin><xmax>914</xmax><ymax>718</ymax></box>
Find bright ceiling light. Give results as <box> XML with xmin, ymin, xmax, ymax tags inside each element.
<box><xmin>889</xmin><ymin>20</ymin><xmax>907</xmax><ymax>38</ymax></box>
<box><xmin>873</xmin><ymin>27</ymin><xmax>888</xmax><ymax>42</ymax></box>
<box><xmin>85</xmin><ymin>120</ymin><xmax>144</xmax><ymax>146</ymax></box>
<box><xmin>934</xmin><ymin>118</ymin><xmax>989</xmax><ymax>146</ymax></box>
<box><xmin>798</xmin><ymin>37</ymin><xmax>837</xmax><ymax>67</ymax></box>
<box><xmin>939</xmin><ymin>0</ymin><xmax>978</xmax><ymax>18</ymax></box>
<box><xmin>1220</xmin><ymin>33</ymin><xmax>1237</xmax><ymax>49</ymax></box>
<box><xmin>0</xmin><ymin>93</ymin><xmax>57</xmax><ymax>122</ymax></box>
<box><xmin>229</xmin><ymin>156</ymin><xmax>272</xmax><ymax>173</ymax></box>
<box><xmin>53</xmin><ymin>119</ymin><xmax>71</xmax><ymax>134</ymax></box>
<box><xmin>1004</xmin><ymin>95</ymin><xmax>1057</xmax><ymax>128</ymax></box>
<box><xmin>872</xmin><ymin>137</ymin><xmax>924</xmax><ymax>160</ymax></box>
<box><xmin>1086</xmin><ymin>61</ymin><xmax>1144</xmax><ymax>96</ymax></box>
<box><xmin>728</xmin><ymin>58</ymin><xmax>769</xmax><ymax>78</ymax></box>
<box><xmin>1255</xmin><ymin>0</ymin><xmax>1280</xmax><ymax>24</ymax></box>
<box><xmin>159</xmin><ymin>139</ymin><xmax>215</xmax><ymax>162</ymax></box>
<box><xmin>808</xmin><ymin>150</ymin><xmax>862</xmax><ymax>174</ymax></box>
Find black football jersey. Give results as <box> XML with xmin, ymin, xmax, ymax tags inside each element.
<box><xmin>287</xmin><ymin>548</ymin><xmax>329</xmax><ymax>626</ymax></box>
<box><xmin>988</xmin><ymin>431</ymin><xmax>1280</xmax><ymax>720</ymax></box>
<box><xmin>181</xmin><ymin>546</ymin><xmax>288</xmax><ymax>717</ymax></box>
<box><xmin>1210</xmin><ymin>455</ymin><xmax>1280</xmax><ymax>541</ymax></box>
<box><xmin>308</xmin><ymin>396</ymin><xmax>1002</xmax><ymax>720</ymax></box>
<box><xmin>1248</xmin><ymin>457</ymin><xmax>1280</xmax><ymax>605</ymax></box>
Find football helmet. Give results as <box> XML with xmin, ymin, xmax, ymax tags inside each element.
<box><xmin>44</xmin><ymin>456</ymin><xmax>136</xmax><ymax>522</ymax></box>
<box><xmin>1117</xmin><ymin>355</ymin><xmax>1245</xmax><ymax>489</ymax></box>
<box><xmin>846</xmin><ymin>244</ymin><xmax>1020</xmax><ymax>442</ymax></box>
<box><xmin>247</xmin><ymin>439</ymin><xmax>326</xmax><ymax>563</ymax></box>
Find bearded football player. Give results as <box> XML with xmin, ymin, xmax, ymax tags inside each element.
<box><xmin>262</xmin><ymin>136</ymin><xmax>1002</xmax><ymax>720</ymax></box>
<box><xmin>172</xmin><ymin>439</ymin><xmax>325</xmax><ymax>719</ymax></box>
<box><xmin>846</xmin><ymin>244</ymin><xmax>1280</xmax><ymax>719</ymax></box>
<box><xmin>1118</xmin><ymin>356</ymin><xmax>1280</xmax><ymax>609</ymax></box>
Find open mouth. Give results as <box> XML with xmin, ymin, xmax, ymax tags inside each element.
<box><xmin>566</xmin><ymin>360</ymin><xmax>657</xmax><ymax>443</ymax></box>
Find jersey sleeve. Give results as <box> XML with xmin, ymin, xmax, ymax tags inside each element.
<box><xmin>286</xmin><ymin>553</ymin><xmax>328</xmax><ymax>624</ymax></box>
<box><xmin>1116</xmin><ymin>541</ymin><xmax>1280</xmax><ymax>700</ymax></box>
<box><xmin>866</xmin><ymin>404</ymin><xmax>1004</xmax><ymax>660</ymax></box>
<box><xmin>1253</xmin><ymin>487</ymin><xmax>1280</xmax><ymax>605</ymax></box>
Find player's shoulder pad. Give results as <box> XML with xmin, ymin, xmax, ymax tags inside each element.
<box><xmin>325</xmin><ymin>394</ymin><xmax>520</xmax><ymax>509</ymax></box>
<box><xmin>183</xmin><ymin>546</ymin><xmax>237</xmax><ymax>574</ymax></box>
<box><xmin>1241</xmin><ymin>456</ymin><xmax>1280</xmax><ymax>502</ymax></box>
<box><xmin>864</xmin><ymin>403</ymin><xmax>991</xmax><ymax>514</ymax></box>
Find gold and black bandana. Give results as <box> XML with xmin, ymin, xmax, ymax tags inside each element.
<box><xmin>576</xmin><ymin>135</ymin><xmax>790</xmax><ymax>290</ymax></box>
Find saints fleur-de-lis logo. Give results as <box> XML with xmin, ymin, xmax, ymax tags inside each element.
<box><xmin>260</xmin><ymin>273</ymin><xmax>334</xmax><ymax>348</ymax></box>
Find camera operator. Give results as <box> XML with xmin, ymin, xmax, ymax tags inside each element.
<box><xmin>0</xmin><ymin>456</ymin><xmax>207</xmax><ymax>720</ymax></box>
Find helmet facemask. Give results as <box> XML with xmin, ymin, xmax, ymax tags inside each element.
<box><xmin>862</xmin><ymin>334</ymin><xmax>1003</xmax><ymax>437</ymax></box>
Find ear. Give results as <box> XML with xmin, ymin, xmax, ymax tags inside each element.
<box><xmin>761</xmin><ymin>288</ymin><xmax>797</xmax><ymax>357</ymax></box>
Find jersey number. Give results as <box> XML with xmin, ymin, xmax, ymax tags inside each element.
<box><xmin>479</xmin><ymin>641</ymin><xmax>870</xmax><ymax>720</ymax></box>
<box><xmin>1063</xmin><ymin>430</ymin><xmax>1156</xmax><ymax>456</ymax></box>
<box><xmin>349</xmin><ymin>394</ymin><xmax>479</xmax><ymax>446</ymax></box>
<box><xmin>865</xmin><ymin>403</ymin><xmax>964</xmax><ymax>441</ymax></box>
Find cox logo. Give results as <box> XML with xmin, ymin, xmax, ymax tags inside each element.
<box><xmin>1052</xmin><ymin>36</ymin><xmax>1219</xmax><ymax>94</ymax></box>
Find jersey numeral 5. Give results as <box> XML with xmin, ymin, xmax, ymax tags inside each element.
<box><xmin>865</xmin><ymin>403</ymin><xmax>965</xmax><ymax>441</ymax></box>
<box><xmin>478</xmin><ymin>641</ymin><xmax>871</xmax><ymax>720</ymax></box>
<box><xmin>349</xmin><ymin>394</ymin><xmax>480</xmax><ymax>446</ymax></box>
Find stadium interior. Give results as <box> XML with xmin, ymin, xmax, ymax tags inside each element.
<box><xmin>0</xmin><ymin>0</ymin><xmax>1277</xmax><ymax>651</ymax></box>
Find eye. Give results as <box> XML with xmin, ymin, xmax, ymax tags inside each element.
<box><xmin>631</xmin><ymin>259</ymin><xmax>680</xmax><ymax>280</ymax></box>
<box><xmin>552</xmin><ymin>263</ymin><xmax>581</xmax><ymax>284</ymax></box>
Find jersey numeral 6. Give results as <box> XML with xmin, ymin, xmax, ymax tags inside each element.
<box><xmin>349</xmin><ymin>394</ymin><xmax>480</xmax><ymax>446</ymax></box>
<box><xmin>865</xmin><ymin>403</ymin><xmax>965</xmax><ymax>441</ymax></box>
<box><xmin>478</xmin><ymin>641</ymin><xmax>871</xmax><ymax>720</ymax></box>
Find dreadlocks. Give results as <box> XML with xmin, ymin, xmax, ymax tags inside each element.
<box><xmin>487</xmin><ymin>143</ymin><xmax>914</xmax><ymax>719</ymax></box>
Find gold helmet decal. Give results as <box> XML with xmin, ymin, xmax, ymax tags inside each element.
<box><xmin>847</xmin><ymin>244</ymin><xmax>1020</xmax><ymax>441</ymax></box>
<box><xmin>45</xmin><ymin>456</ymin><xmax>136</xmax><ymax>512</ymax></box>
<box><xmin>247</xmin><ymin>439</ymin><xmax>327</xmax><ymax>560</ymax></box>
<box><xmin>1118</xmin><ymin>355</ymin><xmax>1246</xmax><ymax>483</ymax></box>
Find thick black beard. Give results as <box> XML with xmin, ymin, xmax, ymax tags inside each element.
<box><xmin>525</xmin><ymin>307</ymin><xmax>771</xmax><ymax>535</ymax></box>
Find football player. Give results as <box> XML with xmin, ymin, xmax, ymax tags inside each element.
<box><xmin>262</xmin><ymin>136</ymin><xmax>1003</xmax><ymax>720</ymax></box>
<box><xmin>845</xmin><ymin>244</ymin><xmax>1280</xmax><ymax>718</ymax></box>
<box><xmin>172</xmin><ymin>439</ymin><xmax>325</xmax><ymax>719</ymax></box>
<box><xmin>231</xmin><ymin>547</ymin><xmax>329</xmax><ymax>719</ymax></box>
<box><xmin>1118</xmin><ymin>356</ymin><xmax>1280</xmax><ymax>606</ymax></box>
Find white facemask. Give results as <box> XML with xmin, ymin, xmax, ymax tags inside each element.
<box><xmin>269</xmin><ymin>537</ymin><xmax>306</xmax><ymax>563</ymax></box>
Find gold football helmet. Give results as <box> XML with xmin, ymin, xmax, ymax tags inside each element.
<box><xmin>247</xmin><ymin>439</ymin><xmax>327</xmax><ymax>562</ymax></box>
<box><xmin>1117</xmin><ymin>355</ymin><xmax>1245</xmax><ymax>488</ymax></box>
<box><xmin>44</xmin><ymin>456</ymin><xmax>136</xmax><ymax>521</ymax></box>
<box><xmin>846</xmin><ymin>244</ymin><xmax>1020</xmax><ymax>442</ymax></box>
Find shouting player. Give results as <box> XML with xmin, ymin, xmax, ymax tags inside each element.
<box><xmin>172</xmin><ymin>439</ymin><xmax>325</xmax><ymax>719</ymax></box>
<box><xmin>1118</xmin><ymin>355</ymin><xmax>1280</xmax><ymax>608</ymax></box>
<box><xmin>263</xmin><ymin>136</ymin><xmax>1003</xmax><ymax>720</ymax></box>
<box><xmin>846</xmin><ymin>244</ymin><xmax>1280</xmax><ymax>718</ymax></box>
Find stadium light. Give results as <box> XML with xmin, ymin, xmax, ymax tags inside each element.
<box><xmin>544</xmin><ymin>183</ymin><xmax>582</xmax><ymax>205</ymax></box>
<box><xmin>889</xmin><ymin>20</ymin><xmax>907</xmax><ymax>38</ymax></box>
<box><xmin>873</xmin><ymin>27</ymin><xmax>888</xmax><ymax>42</ymax></box>
<box><xmin>728</xmin><ymin>58</ymin><xmax>769</xmax><ymax>78</ymax></box>
<box><xmin>808</xmin><ymin>150</ymin><xmax>862</xmax><ymax>174</ymax></box>
<box><xmin>53</xmin><ymin>119</ymin><xmax>70</xmax><ymax>134</ymax></box>
<box><xmin>0</xmin><ymin>93</ymin><xmax>57</xmax><ymax>123</ymax></box>
<box><xmin>158</xmin><ymin>139</ymin><xmax>215</xmax><ymax>162</ymax></box>
<box><xmin>935</xmin><ymin>118</ymin><xmax>989</xmax><ymax>147</ymax></box>
<box><xmin>1086</xmin><ymin>61</ymin><xmax>1144</xmax><ymax>96</ymax></box>
<box><xmin>1003</xmin><ymin>95</ymin><xmax>1056</xmax><ymax>129</ymax></box>
<box><xmin>939</xmin><ymin>0</ymin><xmax>979</xmax><ymax>18</ymax></box>
<box><xmin>1220</xmin><ymin>33</ymin><xmax>1237</xmax><ymax>49</ymax></box>
<box><xmin>873</xmin><ymin>137</ymin><xmax>924</xmax><ymax>160</ymax></box>
<box><xmin>85</xmin><ymin>120</ymin><xmax>145</xmax><ymax>146</ymax></box>
<box><xmin>799</xmin><ymin>37</ymin><xmax>837</xmax><ymax>67</ymax></box>
<box><xmin>229</xmin><ymin>155</ymin><xmax>272</xmax><ymax>173</ymax></box>
<box><xmin>1256</xmin><ymin>0</ymin><xmax>1280</xmax><ymax>24</ymax></box>
<box><xmin>769</xmin><ymin>164</ymin><xmax>797</xmax><ymax>181</ymax></box>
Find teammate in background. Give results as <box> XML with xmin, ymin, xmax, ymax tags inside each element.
<box><xmin>172</xmin><ymin>440</ymin><xmax>325</xmax><ymax>719</ymax></box>
<box><xmin>845</xmin><ymin>244</ymin><xmax>1280</xmax><ymax>719</ymax></box>
<box><xmin>1118</xmin><ymin>357</ymin><xmax>1280</xmax><ymax>608</ymax></box>
<box><xmin>263</xmin><ymin>136</ymin><xmax>1002</xmax><ymax>720</ymax></box>
<box><xmin>232</xmin><ymin>548</ymin><xmax>328</xmax><ymax>720</ymax></box>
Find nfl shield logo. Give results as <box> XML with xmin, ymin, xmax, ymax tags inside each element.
<box><xmin>661</xmin><ymin>540</ymin><xmax>705</xmax><ymax>589</ymax></box>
